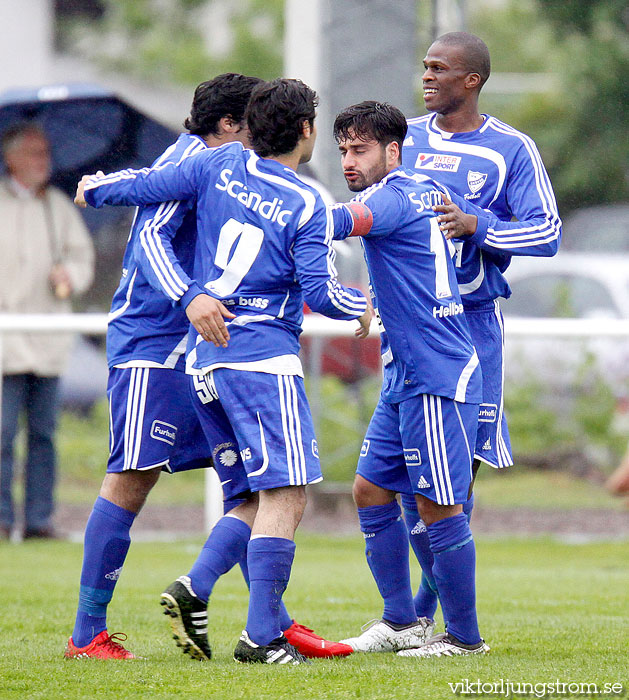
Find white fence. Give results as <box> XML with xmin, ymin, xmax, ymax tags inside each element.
<box><xmin>3</xmin><ymin>312</ymin><xmax>629</xmax><ymax>530</ymax></box>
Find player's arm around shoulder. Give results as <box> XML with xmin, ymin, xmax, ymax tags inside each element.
<box><xmin>75</xmin><ymin>147</ymin><xmax>208</xmax><ymax>210</ymax></box>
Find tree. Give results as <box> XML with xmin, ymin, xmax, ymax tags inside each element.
<box><xmin>59</xmin><ymin>0</ymin><xmax>285</xmax><ymax>85</ymax></box>
<box><xmin>470</xmin><ymin>0</ymin><xmax>629</xmax><ymax>215</ymax></box>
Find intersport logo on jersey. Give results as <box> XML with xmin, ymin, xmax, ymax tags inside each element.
<box><xmin>216</xmin><ymin>168</ymin><xmax>292</xmax><ymax>226</ymax></box>
<box><xmin>414</xmin><ymin>153</ymin><xmax>462</xmax><ymax>172</ymax></box>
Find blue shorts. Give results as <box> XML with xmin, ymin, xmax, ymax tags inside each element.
<box><xmin>106</xmin><ymin>366</ymin><xmax>212</xmax><ymax>475</ymax></box>
<box><xmin>465</xmin><ymin>300</ymin><xmax>513</xmax><ymax>468</ymax></box>
<box><xmin>191</xmin><ymin>369</ymin><xmax>322</xmax><ymax>493</ymax></box>
<box><xmin>358</xmin><ymin>394</ymin><xmax>478</xmax><ymax>506</ymax></box>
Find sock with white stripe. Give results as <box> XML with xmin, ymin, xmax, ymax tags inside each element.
<box><xmin>400</xmin><ymin>494</ymin><xmax>438</xmax><ymax>620</ymax></box>
<box><xmin>428</xmin><ymin>513</ymin><xmax>480</xmax><ymax>645</ymax></box>
<box><xmin>187</xmin><ymin>515</ymin><xmax>251</xmax><ymax>603</ymax></box>
<box><xmin>358</xmin><ymin>501</ymin><xmax>417</xmax><ymax>626</ymax></box>
<box><xmin>245</xmin><ymin>536</ymin><xmax>295</xmax><ymax>646</ymax></box>
<box><xmin>72</xmin><ymin>496</ymin><xmax>135</xmax><ymax>647</ymax></box>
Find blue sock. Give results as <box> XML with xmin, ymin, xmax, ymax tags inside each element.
<box><xmin>245</xmin><ymin>537</ymin><xmax>295</xmax><ymax>646</ymax></box>
<box><xmin>234</xmin><ymin>535</ymin><xmax>294</xmax><ymax>632</ymax></box>
<box><xmin>428</xmin><ymin>513</ymin><xmax>480</xmax><ymax>645</ymax></box>
<box><xmin>358</xmin><ymin>501</ymin><xmax>416</xmax><ymax>625</ymax></box>
<box><xmin>73</xmin><ymin>496</ymin><xmax>135</xmax><ymax>647</ymax></box>
<box><xmin>187</xmin><ymin>515</ymin><xmax>251</xmax><ymax>602</ymax></box>
<box><xmin>401</xmin><ymin>495</ymin><xmax>438</xmax><ymax>620</ymax></box>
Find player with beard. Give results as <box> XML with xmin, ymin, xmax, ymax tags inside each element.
<box><xmin>328</xmin><ymin>100</ymin><xmax>524</xmax><ymax>658</ymax></box>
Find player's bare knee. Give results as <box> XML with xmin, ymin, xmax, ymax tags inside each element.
<box><xmin>415</xmin><ymin>494</ymin><xmax>462</xmax><ymax>526</ymax></box>
<box><xmin>352</xmin><ymin>475</ymin><xmax>396</xmax><ymax>508</ymax></box>
<box><xmin>99</xmin><ymin>469</ymin><xmax>161</xmax><ymax>513</ymax></box>
<box><xmin>227</xmin><ymin>494</ymin><xmax>259</xmax><ymax>527</ymax></box>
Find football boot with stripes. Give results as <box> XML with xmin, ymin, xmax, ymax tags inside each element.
<box><xmin>160</xmin><ymin>575</ymin><xmax>211</xmax><ymax>660</ymax></box>
<box><xmin>397</xmin><ymin>632</ymin><xmax>490</xmax><ymax>658</ymax></box>
<box><xmin>340</xmin><ymin>617</ymin><xmax>432</xmax><ymax>652</ymax></box>
<box><xmin>64</xmin><ymin>631</ymin><xmax>139</xmax><ymax>659</ymax></box>
<box><xmin>283</xmin><ymin>621</ymin><xmax>353</xmax><ymax>658</ymax></box>
<box><xmin>234</xmin><ymin>630</ymin><xmax>311</xmax><ymax>665</ymax></box>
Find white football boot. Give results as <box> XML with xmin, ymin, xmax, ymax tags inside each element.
<box><xmin>397</xmin><ymin>632</ymin><xmax>490</xmax><ymax>658</ymax></box>
<box><xmin>340</xmin><ymin>617</ymin><xmax>433</xmax><ymax>652</ymax></box>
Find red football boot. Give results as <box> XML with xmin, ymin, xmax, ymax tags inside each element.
<box><xmin>283</xmin><ymin>622</ymin><xmax>354</xmax><ymax>658</ymax></box>
<box><xmin>64</xmin><ymin>631</ymin><xmax>140</xmax><ymax>659</ymax></box>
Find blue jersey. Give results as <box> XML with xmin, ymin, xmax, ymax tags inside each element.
<box><xmin>402</xmin><ymin>114</ymin><xmax>561</xmax><ymax>304</ymax></box>
<box><xmin>333</xmin><ymin>167</ymin><xmax>487</xmax><ymax>405</ymax></box>
<box><xmin>103</xmin><ymin>133</ymin><xmax>208</xmax><ymax>369</ymax></box>
<box><xmin>85</xmin><ymin>142</ymin><xmax>367</xmax><ymax>372</ymax></box>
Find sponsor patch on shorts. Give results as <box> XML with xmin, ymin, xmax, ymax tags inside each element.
<box><xmin>150</xmin><ymin>420</ymin><xmax>177</xmax><ymax>445</ymax></box>
<box><xmin>478</xmin><ymin>403</ymin><xmax>498</xmax><ymax>423</ymax></box>
<box><xmin>404</xmin><ymin>448</ymin><xmax>421</xmax><ymax>466</ymax></box>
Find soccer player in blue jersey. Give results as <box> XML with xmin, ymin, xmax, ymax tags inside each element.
<box><xmin>66</xmin><ymin>75</ymin><xmax>355</xmax><ymax>662</ymax></box>
<box><xmin>64</xmin><ymin>73</ymin><xmax>262</xmax><ymax>661</ymax></box>
<box><xmin>401</xmin><ymin>32</ymin><xmax>561</xmax><ymax>631</ymax></box>
<box><xmin>329</xmin><ymin>101</ymin><xmax>499</xmax><ymax>658</ymax></box>
<box><xmin>75</xmin><ymin>78</ymin><xmax>371</xmax><ymax>665</ymax></box>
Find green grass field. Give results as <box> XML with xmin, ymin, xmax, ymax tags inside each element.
<box><xmin>1</xmin><ymin>534</ymin><xmax>626</xmax><ymax>700</ymax></box>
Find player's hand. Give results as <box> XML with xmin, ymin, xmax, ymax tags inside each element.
<box><xmin>433</xmin><ymin>194</ymin><xmax>477</xmax><ymax>239</ymax></box>
<box><xmin>355</xmin><ymin>299</ymin><xmax>374</xmax><ymax>339</ymax></box>
<box><xmin>74</xmin><ymin>171</ymin><xmax>104</xmax><ymax>208</ymax></box>
<box><xmin>185</xmin><ymin>294</ymin><xmax>236</xmax><ymax>348</ymax></box>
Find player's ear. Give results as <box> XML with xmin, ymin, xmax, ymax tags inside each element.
<box><xmin>386</xmin><ymin>141</ymin><xmax>400</xmax><ymax>167</ymax></box>
<box><xmin>219</xmin><ymin>115</ymin><xmax>240</xmax><ymax>134</ymax></box>
<box><xmin>301</xmin><ymin>119</ymin><xmax>312</xmax><ymax>139</ymax></box>
<box><xmin>465</xmin><ymin>72</ymin><xmax>482</xmax><ymax>90</ymax></box>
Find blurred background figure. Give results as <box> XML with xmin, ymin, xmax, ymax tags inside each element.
<box><xmin>606</xmin><ymin>450</ymin><xmax>629</xmax><ymax>504</ymax></box>
<box><xmin>0</xmin><ymin>122</ymin><xmax>94</xmax><ymax>541</ymax></box>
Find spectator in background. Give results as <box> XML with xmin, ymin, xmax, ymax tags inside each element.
<box><xmin>0</xmin><ymin>123</ymin><xmax>94</xmax><ymax>541</ymax></box>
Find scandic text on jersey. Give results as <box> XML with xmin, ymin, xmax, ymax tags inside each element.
<box><xmin>216</xmin><ymin>168</ymin><xmax>292</xmax><ymax>226</ymax></box>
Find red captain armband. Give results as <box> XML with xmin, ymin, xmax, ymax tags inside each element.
<box><xmin>346</xmin><ymin>201</ymin><xmax>374</xmax><ymax>237</ymax></box>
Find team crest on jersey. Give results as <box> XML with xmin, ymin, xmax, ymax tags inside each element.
<box><xmin>151</xmin><ymin>420</ymin><xmax>177</xmax><ymax>445</ymax></box>
<box><xmin>414</xmin><ymin>153</ymin><xmax>461</xmax><ymax>172</ymax></box>
<box><xmin>467</xmin><ymin>170</ymin><xmax>487</xmax><ymax>194</ymax></box>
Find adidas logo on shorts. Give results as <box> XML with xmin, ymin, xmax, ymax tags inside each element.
<box><xmin>416</xmin><ymin>475</ymin><xmax>430</xmax><ymax>489</ymax></box>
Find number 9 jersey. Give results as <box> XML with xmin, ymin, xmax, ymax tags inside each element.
<box><xmin>84</xmin><ymin>141</ymin><xmax>367</xmax><ymax>374</ymax></box>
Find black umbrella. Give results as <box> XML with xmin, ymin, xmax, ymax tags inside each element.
<box><xmin>0</xmin><ymin>83</ymin><xmax>178</xmax><ymax>234</ymax></box>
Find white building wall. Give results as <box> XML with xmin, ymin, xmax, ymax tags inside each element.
<box><xmin>0</xmin><ymin>0</ymin><xmax>53</xmax><ymax>92</ymax></box>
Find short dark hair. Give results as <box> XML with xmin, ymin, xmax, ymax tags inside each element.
<box><xmin>184</xmin><ymin>73</ymin><xmax>263</xmax><ymax>136</ymax></box>
<box><xmin>246</xmin><ymin>79</ymin><xmax>318</xmax><ymax>157</ymax></box>
<box><xmin>434</xmin><ymin>32</ymin><xmax>491</xmax><ymax>89</ymax></box>
<box><xmin>1</xmin><ymin>122</ymin><xmax>47</xmax><ymax>161</ymax></box>
<box><xmin>333</xmin><ymin>101</ymin><xmax>407</xmax><ymax>152</ymax></box>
